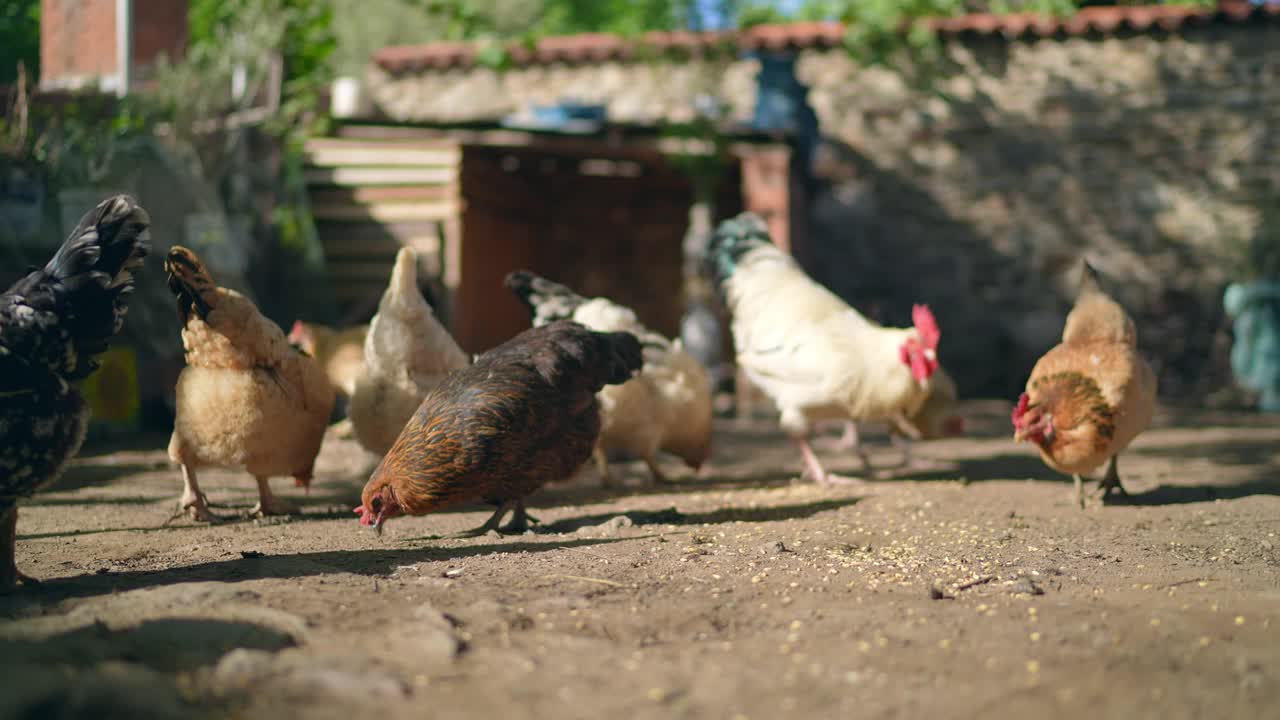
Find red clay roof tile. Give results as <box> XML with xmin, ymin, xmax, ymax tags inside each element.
<box><xmin>373</xmin><ymin>2</ymin><xmax>1279</xmax><ymax>73</ymax></box>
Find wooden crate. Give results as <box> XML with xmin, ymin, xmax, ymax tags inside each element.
<box><xmin>302</xmin><ymin>135</ymin><xmax>462</xmax><ymax>324</ymax></box>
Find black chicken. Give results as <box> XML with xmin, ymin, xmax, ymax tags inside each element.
<box><xmin>0</xmin><ymin>195</ymin><xmax>150</xmax><ymax>587</ymax></box>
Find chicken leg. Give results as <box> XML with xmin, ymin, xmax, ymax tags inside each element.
<box><xmin>172</xmin><ymin>464</ymin><xmax>221</xmax><ymax>523</ymax></box>
<box><xmin>442</xmin><ymin>499</ymin><xmax>538</xmax><ymax>539</ymax></box>
<box><xmin>251</xmin><ymin>476</ymin><xmax>300</xmax><ymax>517</ymax></box>
<box><xmin>1072</xmin><ymin>474</ymin><xmax>1085</xmax><ymax>510</ymax></box>
<box><xmin>1096</xmin><ymin>455</ymin><xmax>1129</xmax><ymax>500</ymax></box>
<box><xmin>814</xmin><ymin>422</ymin><xmax>874</xmax><ymax>471</ymax></box>
<box><xmin>499</xmin><ymin>499</ymin><xmax>539</xmax><ymax>534</ymax></box>
<box><xmin>594</xmin><ymin>447</ymin><xmax>617</xmax><ymax>488</ymax></box>
<box><xmin>1</xmin><ymin>507</ymin><xmax>38</xmax><ymax>588</ymax></box>
<box><xmin>643</xmin><ymin>456</ymin><xmax>673</xmax><ymax>486</ymax></box>
<box><xmin>793</xmin><ymin>436</ymin><xmax>862</xmax><ymax>486</ymax></box>
<box><xmin>892</xmin><ymin>433</ymin><xmax>914</xmax><ymax>468</ymax></box>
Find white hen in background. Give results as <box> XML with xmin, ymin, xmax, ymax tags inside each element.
<box><xmin>348</xmin><ymin>248</ymin><xmax>470</xmax><ymax>455</ymax></box>
<box><xmin>505</xmin><ymin>270</ymin><xmax>714</xmax><ymax>485</ymax></box>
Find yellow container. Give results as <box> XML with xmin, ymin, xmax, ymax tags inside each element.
<box><xmin>82</xmin><ymin>346</ymin><xmax>141</xmax><ymax>430</ymax></box>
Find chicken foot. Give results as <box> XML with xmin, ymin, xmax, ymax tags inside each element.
<box><xmin>169</xmin><ymin>464</ymin><xmax>222</xmax><ymax>524</ymax></box>
<box><xmin>594</xmin><ymin>448</ymin><xmax>618</xmax><ymax>489</ymax></box>
<box><xmin>499</xmin><ymin>499</ymin><xmax>539</xmax><ymax>534</ymax></box>
<box><xmin>442</xmin><ymin>499</ymin><xmax>539</xmax><ymax>539</ymax></box>
<box><xmin>1096</xmin><ymin>455</ymin><xmax>1129</xmax><ymax>501</ymax></box>
<box><xmin>643</xmin><ymin>456</ymin><xmax>674</xmax><ymax>486</ymax></box>
<box><xmin>251</xmin><ymin>476</ymin><xmax>300</xmax><ymax>517</ymax></box>
<box><xmin>814</xmin><ymin>422</ymin><xmax>873</xmax><ymax>469</ymax></box>
<box><xmin>1072</xmin><ymin>474</ymin><xmax>1086</xmax><ymax>510</ymax></box>
<box><xmin>595</xmin><ymin>449</ymin><xmax>675</xmax><ymax>488</ymax></box>
<box><xmin>1</xmin><ymin>507</ymin><xmax>38</xmax><ymax>588</ymax></box>
<box><xmin>793</xmin><ymin>436</ymin><xmax>863</xmax><ymax>487</ymax></box>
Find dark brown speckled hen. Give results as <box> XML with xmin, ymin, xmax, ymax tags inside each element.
<box><xmin>355</xmin><ymin>320</ymin><xmax>643</xmax><ymax>537</ymax></box>
<box><xmin>0</xmin><ymin>195</ymin><xmax>150</xmax><ymax>588</ymax></box>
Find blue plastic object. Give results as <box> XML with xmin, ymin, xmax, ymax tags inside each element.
<box><xmin>1224</xmin><ymin>280</ymin><xmax>1280</xmax><ymax>412</ymax></box>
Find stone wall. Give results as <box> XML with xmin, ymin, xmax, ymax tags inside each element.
<box><xmin>366</xmin><ymin>22</ymin><xmax>1280</xmax><ymax>399</ymax></box>
<box><xmin>797</xmin><ymin>26</ymin><xmax>1279</xmax><ymax>399</ymax></box>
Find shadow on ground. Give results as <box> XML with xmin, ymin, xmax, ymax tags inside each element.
<box><xmin>3</xmin><ymin>536</ymin><xmax>640</xmax><ymax>603</ymax></box>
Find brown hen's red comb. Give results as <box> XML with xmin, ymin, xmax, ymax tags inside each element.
<box><xmin>1011</xmin><ymin>393</ymin><xmax>1030</xmax><ymax>427</ymax></box>
<box><xmin>912</xmin><ymin>305</ymin><xmax>940</xmax><ymax>349</ymax></box>
<box><xmin>288</xmin><ymin>320</ymin><xmax>306</xmax><ymax>341</ymax></box>
<box><xmin>354</xmin><ymin>505</ymin><xmax>373</xmax><ymax>525</ymax></box>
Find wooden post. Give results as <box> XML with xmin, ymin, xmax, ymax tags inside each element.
<box><xmin>735</xmin><ymin>145</ymin><xmax>792</xmax><ymax>425</ymax></box>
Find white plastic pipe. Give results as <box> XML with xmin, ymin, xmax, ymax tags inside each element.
<box><xmin>115</xmin><ymin>0</ymin><xmax>133</xmax><ymax>97</ymax></box>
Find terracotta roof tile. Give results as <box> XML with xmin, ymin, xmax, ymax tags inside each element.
<box><xmin>373</xmin><ymin>2</ymin><xmax>1280</xmax><ymax>73</ymax></box>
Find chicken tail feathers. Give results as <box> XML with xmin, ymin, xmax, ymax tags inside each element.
<box><xmin>0</xmin><ymin>194</ymin><xmax>151</xmax><ymax>382</ymax></box>
<box><xmin>1078</xmin><ymin>258</ymin><xmax>1102</xmax><ymax>299</ymax></box>
<box><xmin>705</xmin><ymin>212</ymin><xmax>773</xmax><ymax>289</ymax></box>
<box><xmin>503</xmin><ymin>270</ymin><xmax>588</xmax><ymax>327</ymax></box>
<box><xmin>594</xmin><ymin>329</ymin><xmax>644</xmax><ymax>387</ymax></box>
<box><xmin>164</xmin><ymin>245</ymin><xmax>218</xmax><ymax>325</ymax></box>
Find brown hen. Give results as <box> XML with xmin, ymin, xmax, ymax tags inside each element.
<box><xmin>355</xmin><ymin>320</ymin><xmax>643</xmax><ymax>537</ymax></box>
<box><xmin>1012</xmin><ymin>261</ymin><xmax>1157</xmax><ymax>508</ymax></box>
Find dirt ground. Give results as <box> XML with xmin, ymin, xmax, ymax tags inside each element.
<box><xmin>1</xmin><ymin>401</ymin><xmax>1277</xmax><ymax>720</ymax></box>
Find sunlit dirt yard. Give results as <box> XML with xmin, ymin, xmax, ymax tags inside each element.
<box><xmin>2</xmin><ymin>402</ymin><xmax>1277</xmax><ymax>719</ymax></box>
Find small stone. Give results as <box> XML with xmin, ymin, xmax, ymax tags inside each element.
<box><xmin>1007</xmin><ymin>576</ymin><xmax>1044</xmax><ymax>596</ymax></box>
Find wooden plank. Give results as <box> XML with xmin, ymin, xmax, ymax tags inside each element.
<box><xmin>315</xmin><ymin>220</ymin><xmax>446</xmax><ymax>243</ymax></box>
<box><xmin>307</xmin><ymin>136</ymin><xmax>458</xmax><ymax>152</ymax></box>
<box><xmin>312</xmin><ymin>201</ymin><xmax>459</xmax><ymax>222</ymax></box>
<box><xmin>321</xmin><ymin>235</ymin><xmax>408</xmax><ymax>257</ymax></box>
<box><xmin>331</xmin><ymin>283</ymin><xmax>389</xmax><ymax>300</ymax></box>
<box><xmin>303</xmin><ymin>146</ymin><xmax>461</xmax><ymax>168</ymax></box>
<box><xmin>329</xmin><ymin>263</ymin><xmax>400</xmax><ymax>281</ymax></box>
<box><xmin>323</xmin><ymin>235</ymin><xmax>440</xmax><ymax>258</ymax></box>
<box><xmin>309</xmin><ymin>185</ymin><xmax>458</xmax><ymax>206</ymax></box>
<box><xmin>303</xmin><ymin>166</ymin><xmax>457</xmax><ymax>186</ymax></box>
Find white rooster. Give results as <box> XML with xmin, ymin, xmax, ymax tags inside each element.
<box><xmin>706</xmin><ymin>213</ymin><xmax>942</xmax><ymax>485</ymax></box>
<box><xmin>504</xmin><ymin>270</ymin><xmax>713</xmax><ymax>486</ymax></box>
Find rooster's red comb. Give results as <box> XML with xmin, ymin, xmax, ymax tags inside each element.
<box><xmin>912</xmin><ymin>304</ymin><xmax>940</xmax><ymax>349</ymax></box>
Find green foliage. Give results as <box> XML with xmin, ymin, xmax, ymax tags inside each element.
<box><xmin>0</xmin><ymin>0</ymin><xmax>39</xmax><ymax>84</ymax></box>
<box><xmin>186</xmin><ymin>0</ymin><xmax>336</xmax><ymax>135</ymax></box>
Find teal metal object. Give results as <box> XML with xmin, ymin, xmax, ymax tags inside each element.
<box><xmin>1224</xmin><ymin>281</ymin><xmax>1280</xmax><ymax>412</ymax></box>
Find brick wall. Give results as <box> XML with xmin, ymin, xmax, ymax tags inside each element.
<box><xmin>133</xmin><ymin>0</ymin><xmax>188</xmax><ymax>72</ymax></box>
<box><xmin>40</xmin><ymin>0</ymin><xmax>187</xmax><ymax>90</ymax></box>
<box><xmin>41</xmin><ymin>0</ymin><xmax>116</xmax><ymax>88</ymax></box>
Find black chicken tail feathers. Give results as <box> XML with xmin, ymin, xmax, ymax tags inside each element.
<box><xmin>47</xmin><ymin>195</ymin><xmax>150</xmax><ymax>289</ymax></box>
<box><xmin>50</xmin><ymin>195</ymin><xmax>151</xmax><ymax>377</ymax></box>
<box><xmin>0</xmin><ymin>195</ymin><xmax>150</xmax><ymax>381</ymax></box>
<box><xmin>503</xmin><ymin>270</ymin><xmax>587</xmax><ymax>326</ymax></box>
<box><xmin>705</xmin><ymin>212</ymin><xmax>773</xmax><ymax>288</ymax></box>
<box><xmin>597</xmin><ymin>329</ymin><xmax>644</xmax><ymax>387</ymax></box>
